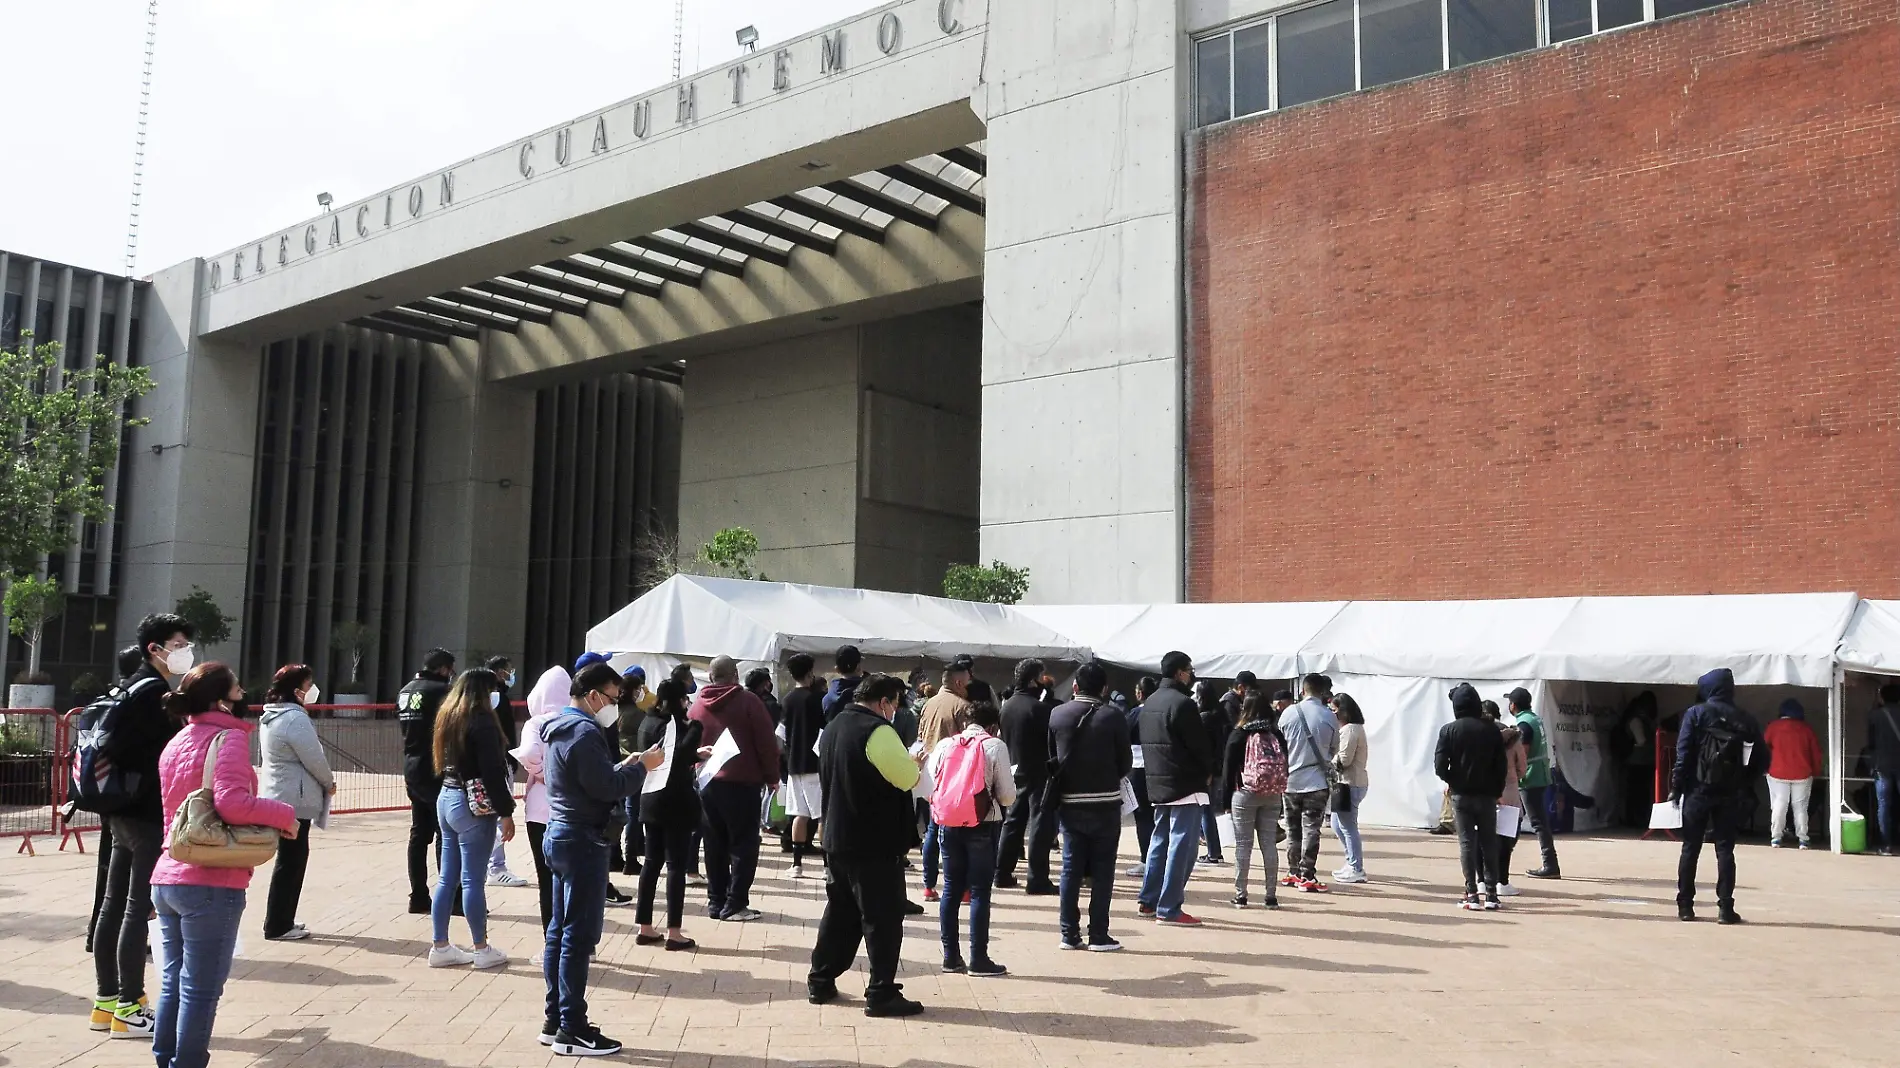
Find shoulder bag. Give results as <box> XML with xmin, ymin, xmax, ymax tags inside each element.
<box><xmin>168</xmin><ymin>730</ymin><xmax>281</xmax><ymax>869</ymax></box>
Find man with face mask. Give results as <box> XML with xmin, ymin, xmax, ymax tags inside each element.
<box><xmin>86</xmin><ymin>613</ymin><xmax>194</xmax><ymax>1039</ymax></box>
<box><xmin>1137</xmin><ymin>651</ymin><xmax>1214</xmax><ymax>927</ymax></box>
<box><xmin>399</xmin><ymin>648</ymin><xmax>457</xmax><ymax>914</ymax></box>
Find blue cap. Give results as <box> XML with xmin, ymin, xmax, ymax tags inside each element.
<box><xmin>573</xmin><ymin>652</ymin><xmax>610</xmax><ymax>673</ymax></box>
<box><xmin>623</xmin><ymin>665</ymin><xmax>647</xmax><ymax>682</ymax></box>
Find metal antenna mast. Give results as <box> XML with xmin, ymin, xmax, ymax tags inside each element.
<box><xmin>672</xmin><ymin>0</ymin><xmax>686</xmax><ymax>80</ymax></box>
<box><xmin>125</xmin><ymin>0</ymin><xmax>160</xmax><ymax>275</ymax></box>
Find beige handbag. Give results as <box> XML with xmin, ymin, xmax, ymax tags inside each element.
<box><xmin>167</xmin><ymin>730</ymin><xmax>280</xmax><ymax>869</ymax></box>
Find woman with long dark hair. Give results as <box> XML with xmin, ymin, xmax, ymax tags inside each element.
<box><xmin>149</xmin><ymin>662</ymin><xmax>299</xmax><ymax>1068</ymax></box>
<box><xmin>1223</xmin><ymin>692</ymin><xmax>1288</xmax><ymax>908</ymax></box>
<box><xmin>1329</xmin><ymin>693</ymin><xmax>1370</xmax><ymax>884</ymax></box>
<box><xmin>430</xmin><ymin>668</ymin><xmax>516</xmax><ymax>969</ymax></box>
<box><xmin>635</xmin><ymin>679</ymin><xmax>708</xmax><ymax>950</ymax></box>
<box><xmin>258</xmin><ymin>663</ymin><xmax>336</xmax><ymax>940</ymax></box>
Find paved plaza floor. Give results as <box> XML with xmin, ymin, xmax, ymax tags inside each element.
<box><xmin>2</xmin><ymin>814</ymin><xmax>1894</xmax><ymax>1067</ymax></box>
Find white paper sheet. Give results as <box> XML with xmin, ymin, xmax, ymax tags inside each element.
<box><xmin>1120</xmin><ymin>777</ymin><xmax>1138</xmax><ymax>815</ymax></box>
<box><xmin>1496</xmin><ymin>804</ymin><xmax>1520</xmax><ymax>839</ymax></box>
<box><xmin>696</xmin><ymin>729</ymin><xmax>741</xmax><ymax>791</ymax></box>
<box><xmin>642</xmin><ymin>719</ymin><xmax>676</xmax><ymax>794</ymax></box>
<box><xmin>1649</xmin><ymin>798</ymin><xmax>1684</xmax><ymax>831</ymax></box>
<box><xmin>812</xmin><ymin>729</ymin><xmax>823</xmax><ymax>756</ymax></box>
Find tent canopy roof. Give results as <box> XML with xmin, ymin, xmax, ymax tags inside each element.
<box><xmin>1839</xmin><ymin>599</ymin><xmax>1900</xmax><ymax>675</ymax></box>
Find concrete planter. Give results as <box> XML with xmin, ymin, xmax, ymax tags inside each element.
<box><xmin>7</xmin><ymin>683</ymin><xmax>56</xmax><ymax>711</ymax></box>
<box><xmin>332</xmin><ymin>694</ymin><xmax>373</xmax><ymax>718</ymax></box>
<box><xmin>0</xmin><ymin>753</ymin><xmax>55</xmax><ymax>807</ymax></box>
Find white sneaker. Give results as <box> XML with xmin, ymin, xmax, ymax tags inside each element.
<box><xmin>428</xmin><ymin>944</ymin><xmax>475</xmax><ymax>968</ymax></box>
<box><xmin>470</xmin><ymin>945</ymin><xmax>509</xmax><ymax>970</ymax></box>
<box><xmin>487</xmin><ymin>868</ymin><xmax>530</xmax><ymax>888</ymax></box>
<box><xmin>1496</xmin><ymin>883</ymin><xmax>1521</xmax><ymax>897</ymax></box>
<box><xmin>531</xmin><ymin>948</ymin><xmax>544</xmax><ymax>967</ymax></box>
<box><xmin>266</xmin><ymin>924</ymin><xmax>311</xmax><ymax>941</ymax></box>
<box><xmin>1334</xmin><ymin>869</ymin><xmax>1367</xmax><ymax>884</ymax></box>
<box><xmin>788</xmin><ymin>865</ymin><xmax>808</xmax><ymax>880</ymax></box>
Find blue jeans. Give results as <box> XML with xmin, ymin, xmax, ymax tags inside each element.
<box><xmin>1200</xmin><ymin>804</ymin><xmax>1223</xmax><ymax>860</ymax></box>
<box><xmin>1331</xmin><ymin>785</ymin><xmax>1368</xmax><ymax>873</ymax></box>
<box><xmin>1877</xmin><ymin>774</ymin><xmax>1899</xmax><ymax>849</ymax></box>
<box><xmin>1058</xmin><ymin>803</ymin><xmax>1122</xmax><ymax>944</ymax></box>
<box><xmin>151</xmin><ymin>884</ymin><xmax>244</xmax><ymax>1068</ymax></box>
<box><xmin>938</xmin><ymin>824</ymin><xmax>998</xmax><ymax>963</ymax></box>
<box><xmin>1138</xmin><ymin>803</ymin><xmax>1202</xmax><ymax>920</ymax></box>
<box><xmin>921</xmin><ymin>815</ymin><xmax>944</xmax><ymax>890</ymax></box>
<box><xmin>434</xmin><ymin>786</ymin><xmax>497</xmax><ymax>945</ymax></box>
<box><xmin>543</xmin><ymin>822</ymin><xmax>609</xmax><ymax>1033</ymax></box>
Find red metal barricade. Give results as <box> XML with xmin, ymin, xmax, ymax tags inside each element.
<box><xmin>0</xmin><ymin>708</ymin><xmax>63</xmax><ymax>854</ymax></box>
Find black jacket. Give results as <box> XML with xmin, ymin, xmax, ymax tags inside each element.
<box><xmin>397</xmin><ymin>673</ymin><xmax>451</xmax><ymax>801</ymax></box>
<box><xmin>1868</xmin><ymin>700</ymin><xmax>1900</xmax><ymax>778</ymax></box>
<box><xmin>634</xmin><ymin>708</ymin><xmax>703</xmax><ymax>828</ymax></box>
<box><xmin>440</xmin><ymin>706</ymin><xmax>518</xmax><ymax>819</ymax></box>
<box><xmin>782</xmin><ymin>683</ymin><xmax>825</xmax><ymax>776</ymax></box>
<box><xmin>1203</xmin><ymin>699</ymin><xmax>1235</xmax><ymax>808</ymax></box>
<box><xmin>1048</xmin><ymin>697</ymin><xmax>1132</xmax><ymax>805</ymax></box>
<box><xmin>1139</xmin><ymin>680</ymin><xmax>1215</xmax><ymax>805</ymax></box>
<box><xmin>1436</xmin><ymin>685</ymin><xmax>1506</xmax><ymax>799</ymax></box>
<box><xmin>1222</xmin><ymin>719</ymin><xmax>1288</xmax><ymax>801</ymax></box>
<box><xmin>106</xmin><ymin>663</ymin><xmax>179</xmax><ymax>822</ymax></box>
<box><xmin>819</xmin><ymin>704</ymin><xmax>918</xmax><ymax>859</ymax></box>
<box><xmin>1673</xmin><ymin>668</ymin><xmax>1768</xmax><ymax>797</ymax></box>
<box><xmin>1000</xmin><ymin>690</ymin><xmax>1052</xmax><ymax>785</ymax></box>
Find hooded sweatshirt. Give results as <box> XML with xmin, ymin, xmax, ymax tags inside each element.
<box><xmin>511</xmin><ymin>667</ymin><xmax>572</xmax><ymax>825</ymax></box>
<box><xmin>687</xmin><ymin>682</ymin><xmax>780</xmax><ymax>786</ymax></box>
<box><xmin>543</xmin><ymin>705</ymin><xmax>645</xmax><ymax>831</ymax></box>
<box><xmin>1673</xmin><ymin>668</ymin><xmax>1766</xmax><ymax>798</ymax></box>
<box><xmin>1763</xmin><ymin>699</ymin><xmax>1823</xmax><ymax>781</ymax></box>
<box><xmin>259</xmin><ymin>701</ymin><xmax>336</xmax><ymax>820</ymax></box>
<box><xmin>1435</xmin><ymin>684</ymin><xmax>1506</xmax><ymax>798</ymax></box>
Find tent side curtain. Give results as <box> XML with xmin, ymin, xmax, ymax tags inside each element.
<box><xmin>1838</xmin><ymin>599</ymin><xmax>1900</xmax><ymax>675</ymax></box>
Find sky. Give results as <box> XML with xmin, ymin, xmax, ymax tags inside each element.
<box><xmin>0</xmin><ymin>0</ymin><xmax>876</xmax><ymax>276</ymax></box>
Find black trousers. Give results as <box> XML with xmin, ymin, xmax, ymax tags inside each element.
<box><xmin>623</xmin><ymin>805</ymin><xmax>645</xmax><ymax>872</ymax></box>
<box><xmin>1678</xmin><ymin>792</ymin><xmax>1742</xmax><ymax>910</ymax></box>
<box><xmin>1521</xmin><ymin>784</ymin><xmax>1560</xmax><ymax>872</ymax></box>
<box><xmin>408</xmin><ymin>795</ymin><xmax>439</xmax><ymax>902</ymax></box>
<box><xmin>263</xmin><ymin>819</ymin><xmax>313</xmax><ymax>937</ymax></box>
<box><xmin>528</xmin><ymin>820</ymin><xmax>553</xmax><ymax>933</ymax></box>
<box><xmin>87</xmin><ymin>820</ymin><xmax>115</xmax><ymax>952</ymax></box>
<box><xmin>997</xmin><ymin>777</ymin><xmax>1055</xmax><ymax>883</ymax></box>
<box><xmin>808</xmin><ymin>852</ymin><xmax>907</xmax><ymax>1005</ymax></box>
<box><xmin>637</xmin><ymin>820</ymin><xmax>694</xmax><ymax>929</ymax></box>
<box><xmin>701</xmin><ymin>780</ymin><xmax>763</xmax><ymax>914</ymax></box>
<box><xmin>1452</xmin><ymin>794</ymin><xmax>1501</xmax><ymax>899</ymax></box>
<box><xmin>93</xmin><ymin>815</ymin><xmax>161</xmax><ymax>1003</ymax></box>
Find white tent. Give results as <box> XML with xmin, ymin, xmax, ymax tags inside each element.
<box><xmin>585</xmin><ymin>574</ymin><xmax>1093</xmax><ymax>667</ymax></box>
<box><xmin>1838</xmin><ymin>599</ymin><xmax>1900</xmax><ymax>675</ymax></box>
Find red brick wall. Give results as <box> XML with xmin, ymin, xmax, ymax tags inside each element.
<box><xmin>1186</xmin><ymin>0</ymin><xmax>1900</xmax><ymax>602</ymax></box>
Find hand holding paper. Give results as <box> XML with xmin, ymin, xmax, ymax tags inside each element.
<box><xmin>697</xmin><ymin>730</ymin><xmax>742</xmax><ymax>791</ymax></box>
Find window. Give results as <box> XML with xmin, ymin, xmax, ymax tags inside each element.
<box><xmin>1196</xmin><ymin>34</ymin><xmax>1232</xmax><ymax>125</ymax></box>
<box><xmin>1277</xmin><ymin>0</ymin><xmax>1355</xmax><ymax>109</ymax></box>
<box><xmin>1546</xmin><ymin>0</ymin><xmax>1593</xmax><ymax>42</ymax></box>
<box><xmin>1449</xmin><ymin>0</ymin><xmax>1538</xmax><ymax>67</ymax></box>
<box><xmin>1656</xmin><ymin>0</ymin><xmax>1732</xmax><ymax>16</ymax></box>
<box><xmin>1598</xmin><ymin>0</ymin><xmax>1645</xmax><ymax>32</ymax></box>
<box><xmin>1360</xmin><ymin>0</ymin><xmax>1444</xmax><ymax>90</ymax></box>
<box><xmin>1234</xmin><ymin>22</ymin><xmax>1273</xmax><ymax>118</ymax></box>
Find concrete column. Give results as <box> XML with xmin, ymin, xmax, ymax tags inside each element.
<box><xmin>979</xmin><ymin>0</ymin><xmax>1187</xmax><ymax>603</ymax></box>
<box><xmin>407</xmin><ymin>331</ymin><xmax>535</xmax><ymax>668</ymax></box>
<box><xmin>117</xmin><ymin>260</ymin><xmax>263</xmax><ymax>661</ymax></box>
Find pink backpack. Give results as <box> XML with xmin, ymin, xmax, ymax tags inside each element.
<box><xmin>930</xmin><ymin>735</ymin><xmax>992</xmax><ymax>828</ymax></box>
<box><xmin>1241</xmin><ymin>730</ymin><xmax>1288</xmax><ymax>797</ymax></box>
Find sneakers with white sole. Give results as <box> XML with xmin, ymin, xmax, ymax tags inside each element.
<box><xmin>552</xmin><ymin>1027</ymin><xmax>623</xmax><ymax>1057</ymax></box>
<box><xmin>1334</xmin><ymin>869</ymin><xmax>1367</xmax><ymax>884</ymax></box>
<box><xmin>265</xmin><ymin>924</ymin><xmax>311</xmax><ymax>941</ymax></box>
<box><xmin>470</xmin><ymin>944</ymin><xmax>509</xmax><ymax>969</ymax></box>
<box><xmin>487</xmin><ymin>868</ymin><xmax>530</xmax><ymax>888</ymax></box>
<box><xmin>109</xmin><ymin>1002</ymin><xmax>154</xmax><ymax>1039</ymax></box>
<box><xmin>1496</xmin><ymin>883</ymin><xmax>1521</xmax><ymax>897</ymax></box>
<box><xmin>428</xmin><ymin>944</ymin><xmax>476</xmax><ymax>968</ymax></box>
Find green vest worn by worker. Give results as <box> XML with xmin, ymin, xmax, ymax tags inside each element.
<box><xmin>1515</xmin><ymin>708</ymin><xmax>1552</xmax><ymax>790</ymax></box>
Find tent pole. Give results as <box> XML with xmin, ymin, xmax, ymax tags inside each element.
<box><xmin>1829</xmin><ymin>664</ymin><xmax>1846</xmax><ymax>855</ymax></box>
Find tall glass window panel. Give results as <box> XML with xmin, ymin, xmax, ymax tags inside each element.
<box><xmin>1359</xmin><ymin>0</ymin><xmax>1444</xmax><ymax>89</ymax></box>
<box><xmin>1448</xmin><ymin>0</ymin><xmax>1537</xmax><ymax>67</ymax></box>
<box><xmin>1547</xmin><ymin>0</ymin><xmax>1593</xmax><ymax>42</ymax></box>
<box><xmin>1196</xmin><ymin>34</ymin><xmax>1232</xmax><ymax>125</ymax></box>
<box><xmin>1655</xmin><ymin>0</ymin><xmax>1731</xmax><ymax>16</ymax></box>
<box><xmin>1277</xmin><ymin>0</ymin><xmax>1356</xmax><ymax>108</ymax></box>
<box><xmin>1598</xmin><ymin>0</ymin><xmax>1645</xmax><ymax>31</ymax></box>
<box><xmin>1234</xmin><ymin>22</ymin><xmax>1273</xmax><ymax>117</ymax></box>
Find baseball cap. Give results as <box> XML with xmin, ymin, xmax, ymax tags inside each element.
<box><xmin>573</xmin><ymin>651</ymin><xmax>610</xmax><ymax>673</ymax></box>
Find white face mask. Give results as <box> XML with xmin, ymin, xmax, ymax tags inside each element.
<box><xmin>488</xmin><ymin>691</ymin><xmax>501</xmax><ymax>710</ymax></box>
<box><xmin>162</xmin><ymin>645</ymin><xmax>195</xmax><ymax>676</ymax></box>
<box><xmin>594</xmin><ymin>700</ymin><xmax>618</xmax><ymax>728</ymax></box>
<box><xmin>303</xmin><ymin>683</ymin><xmax>322</xmax><ymax>705</ymax></box>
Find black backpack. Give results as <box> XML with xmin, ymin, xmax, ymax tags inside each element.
<box><xmin>68</xmin><ymin>677</ymin><xmax>165</xmax><ymax>814</ymax></box>
<box><xmin>1695</xmin><ymin>709</ymin><xmax>1751</xmax><ymax>793</ymax></box>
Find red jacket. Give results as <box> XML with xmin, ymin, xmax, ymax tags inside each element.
<box><xmin>1763</xmin><ymin>717</ymin><xmax>1823</xmax><ymax>781</ymax></box>
<box><xmin>687</xmin><ymin>683</ymin><xmax>781</xmax><ymax>786</ymax></box>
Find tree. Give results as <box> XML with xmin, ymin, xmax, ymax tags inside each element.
<box><xmin>329</xmin><ymin>620</ymin><xmax>378</xmax><ymax>691</ymax></box>
<box><xmin>4</xmin><ymin>574</ymin><xmax>65</xmax><ymax>682</ymax></box>
<box><xmin>943</xmin><ymin>560</ymin><xmax>1031</xmax><ymax>605</ymax></box>
<box><xmin>0</xmin><ymin>333</ymin><xmax>154</xmax><ymax>576</ymax></box>
<box><xmin>174</xmin><ymin>586</ymin><xmax>234</xmax><ymax>650</ymax></box>
<box><xmin>697</xmin><ymin>526</ymin><xmax>770</xmax><ymax>581</ymax></box>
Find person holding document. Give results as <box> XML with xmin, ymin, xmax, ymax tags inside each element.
<box><xmin>1487</xmin><ymin>701</ymin><xmax>1528</xmax><ymax>898</ymax></box>
<box><xmin>634</xmin><ymin>679</ymin><xmax>712</xmax><ymax>950</ymax></box>
<box><xmin>687</xmin><ymin>656</ymin><xmax>782</xmax><ymax>922</ymax></box>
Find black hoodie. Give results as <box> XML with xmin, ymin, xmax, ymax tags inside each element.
<box><xmin>634</xmin><ymin>706</ymin><xmax>704</xmax><ymax>828</ymax></box>
<box><xmin>1673</xmin><ymin>668</ymin><xmax>1766</xmax><ymax>797</ymax></box>
<box><xmin>1435</xmin><ymin>683</ymin><xmax>1506</xmax><ymax>798</ymax></box>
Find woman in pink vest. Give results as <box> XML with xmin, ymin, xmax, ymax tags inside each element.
<box><xmin>149</xmin><ymin>663</ymin><xmax>299</xmax><ymax>1068</ymax></box>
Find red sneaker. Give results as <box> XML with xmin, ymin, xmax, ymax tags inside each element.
<box><xmin>961</xmin><ymin>891</ymin><xmax>971</xmax><ymax>905</ymax></box>
<box><xmin>1299</xmin><ymin>878</ymin><xmax>1328</xmax><ymax>894</ymax></box>
<box><xmin>923</xmin><ymin>888</ymin><xmax>940</xmax><ymax>903</ymax></box>
<box><xmin>1156</xmin><ymin>912</ymin><xmax>1204</xmax><ymax>927</ymax></box>
<box><xmin>1280</xmin><ymin>874</ymin><xmax>1301</xmax><ymax>887</ymax></box>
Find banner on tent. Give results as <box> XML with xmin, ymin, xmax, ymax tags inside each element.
<box><xmin>1543</xmin><ymin>682</ymin><xmax>1622</xmax><ymax>833</ymax></box>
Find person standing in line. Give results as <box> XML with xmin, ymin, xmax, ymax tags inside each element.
<box><xmin>485</xmin><ymin>656</ymin><xmax>531</xmax><ymax>889</ymax></box>
<box><xmin>1673</xmin><ymin>668</ymin><xmax>1767</xmax><ymax>924</ymax></box>
<box><xmin>746</xmin><ymin>666</ymin><xmax>782</xmax><ymax>726</ymax></box>
<box><xmin>1435</xmin><ymin>683</ymin><xmax>1507</xmax><ymax>912</ymax></box>
<box><xmin>1489</xmin><ymin>702</ymin><xmax>1528</xmax><ymax>898</ymax></box>
<box><xmin>635</xmin><ymin>679</ymin><xmax>711</xmax><ymax>952</ymax></box>
<box><xmin>567</xmin><ymin>655</ymin><xmax>636</xmax><ymax>908</ymax></box>
<box><xmin>398</xmin><ymin>648</ymin><xmax>457</xmax><ymax>915</ymax></box>
<box><xmin>429</xmin><ymin>669</ymin><xmax>517</xmax><ymax>970</ymax></box>
<box><xmin>996</xmin><ymin>659</ymin><xmax>1055</xmax><ymax>894</ymax></box>
<box><xmin>1136</xmin><ymin>651</ymin><xmax>1214</xmax><ymax>927</ymax></box>
<box><xmin>1874</xmin><ymin>683</ymin><xmax>1900</xmax><ymax>856</ymax></box>
<box><xmin>688</xmin><ymin>656</ymin><xmax>781</xmax><ymax>922</ymax></box>
<box><xmin>1224</xmin><ymin>692</ymin><xmax>1288</xmax><ymax>909</ymax></box>
<box><xmin>1123</xmin><ymin>675</ymin><xmax>1161</xmax><ymax>877</ymax></box>
<box><xmin>1508</xmin><ymin>688</ymin><xmax>1562</xmax><ymax>881</ymax></box>
<box><xmin>927</xmin><ymin>698</ymin><xmax>1015</xmax><ymax>975</ymax></box>
<box><xmin>540</xmin><ymin>663</ymin><xmax>665</xmax><ymax>1055</ymax></box>
<box><xmin>1048</xmin><ymin>662</ymin><xmax>1130</xmax><ymax>951</ymax></box>
<box><xmin>511</xmin><ymin>666</ymin><xmax>572</xmax><ymax>967</ymax></box>
<box><xmin>85</xmin><ymin>645</ymin><xmax>148</xmax><ymax>957</ymax></box>
<box><xmin>258</xmin><ymin>664</ymin><xmax>337</xmax><ymax>941</ymax></box>
<box><xmin>917</xmin><ymin>659</ymin><xmax>975</xmax><ymax>897</ymax></box>
<box><xmin>822</xmin><ymin>645</ymin><xmax>866</xmax><ymax>722</ymax></box>
<box><xmin>148</xmin><ymin>663</ymin><xmax>301</xmax><ymax>1068</ymax></box>
<box><xmin>615</xmin><ymin>666</ymin><xmax>655</xmax><ymax>879</ymax></box>
<box><xmin>808</xmin><ymin>674</ymin><xmax>926</xmax><ymax>1018</ymax></box>
<box><xmin>780</xmin><ymin>654</ymin><xmax>827</xmax><ymax>880</ymax></box>
<box><xmin>1763</xmin><ymin>698</ymin><xmax>1824</xmax><ymax>849</ymax></box>
<box><xmin>86</xmin><ymin>614</ymin><xmax>193</xmax><ymax>1040</ymax></box>
<box><xmin>1279</xmin><ymin>674</ymin><xmax>1339</xmax><ymax>893</ymax></box>
<box><xmin>1329</xmin><ymin>692</ymin><xmax>1370</xmax><ymax>885</ymax></box>
<box><xmin>1198</xmin><ymin>678</ymin><xmax>1237</xmax><ymax>865</ymax></box>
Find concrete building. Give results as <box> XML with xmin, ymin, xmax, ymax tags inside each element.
<box><xmin>7</xmin><ymin>0</ymin><xmax>1892</xmax><ymax>698</ymax></box>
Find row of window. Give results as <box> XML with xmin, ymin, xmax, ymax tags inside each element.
<box><xmin>1194</xmin><ymin>0</ymin><xmax>1739</xmax><ymax>126</ymax></box>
